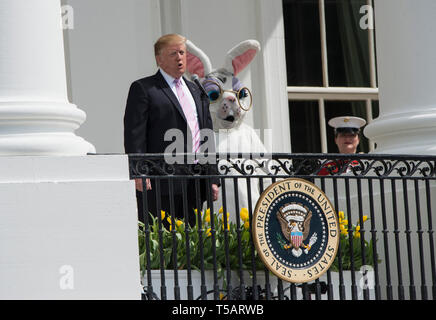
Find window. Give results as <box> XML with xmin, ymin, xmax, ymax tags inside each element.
<box><xmin>283</xmin><ymin>0</ymin><xmax>378</xmax><ymax>153</ymax></box>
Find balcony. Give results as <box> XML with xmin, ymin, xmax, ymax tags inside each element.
<box><xmin>129</xmin><ymin>153</ymin><xmax>436</xmax><ymax>300</ymax></box>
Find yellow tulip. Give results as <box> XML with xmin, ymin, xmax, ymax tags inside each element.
<box><xmin>161</xmin><ymin>210</ymin><xmax>166</xmax><ymax>220</ymax></box>
<box><xmin>175</xmin><ymin>219</ymin><xmax>183</xmax><ymax>227</ymax></box>
<box><xmin>167</xmin><ymin>217</ymin><xmax>172</xmax><ymax>225</ymax></box>
<box><xmin>218</xmin><ymin>206</ymin><xmax>223</xmax><ymax>214</ymax></box>
<box><xmin>240</xmin><ymin>208</ymin><xmax>249</xmax><ymax>222</ymax></box>
<box><xmin>204</xmin><ymin>208</ymin><xmax>211</xmax><ymax>223</ymax></box>
<box><xmin>222</xmin><ymin>223</ymin><xmax>230</xmax><ymax>231</ymax></box>
<box><xmin>341</xmin><ymin>219</ymin><xmax>348</xmax><ymax>226</ymax></box>
<box><xmin>339</xmin><ymin>211</ymin><xmax>345</xmax><ymax>220</ymax></box>
<box><xmin>243</xmin><ymin>221</ymin><xmax>250</xmax><ymax>230</ymax></box>
<box><xmin>354</xmin><ymin>231</ymin><xmax>361</xmax><ymax>238</ymax></box>
<box><xmin>340</xmin><ymin>224</ymin><xmax>347</xmax><ymax>235</ymax></box>
<box><xmin>362</xmin><ymin>215</ymin><xmax>368</xmax><ymax>222</ymax></box>
<box><xmin>206</xmin><ymin>228</ymin><xmax>212</xmax><ymax>237</ymax></box>
<box><xmin>355</xmin><ymin>225</ymin><xmax>361</xmax><ymax>232</ymax></box>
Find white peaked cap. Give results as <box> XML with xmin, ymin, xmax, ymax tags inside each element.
<box><xmin>328</xmin><ymin>116</ymin><xmax>366</xmax><ymax>129</ymax></box>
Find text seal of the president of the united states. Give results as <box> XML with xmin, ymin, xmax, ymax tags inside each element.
<box><xmin>252</xmin><ymin>178</ymin><xmax>339</xmax><ymax>283</ymax></box>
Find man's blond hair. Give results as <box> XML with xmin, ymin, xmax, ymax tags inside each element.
<box><xmin>154</xmin><ymin>34</ymin><xmax>186</xmax><ymax>57</ymax></box>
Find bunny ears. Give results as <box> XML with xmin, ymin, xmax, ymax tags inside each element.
<box><xmin>186</xmin><ymin>39</ymin><xmax>261</xmax><ymax>78</ymax></box>
<box><xmin>186</xmin><ymin>40</ymin><xmax>212</xmax><ymax>78</ymax></box>
<box><xmin>225</xmin><ymin>40</ymin><xmax>261</xmax><ymax>76</ymax></box>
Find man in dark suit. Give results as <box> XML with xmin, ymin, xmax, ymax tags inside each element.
<box><xmin>124</xmin><ymin>34</ymin><xmax>219</xmax><ymax>226</ymax></box>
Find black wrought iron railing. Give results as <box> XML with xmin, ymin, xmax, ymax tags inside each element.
<box><xmin>129</xmin><ymin>153</ymin><xmax>436</xmax><ymax>300</ymax></box>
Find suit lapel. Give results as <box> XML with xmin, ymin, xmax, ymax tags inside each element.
<box><xmin>155</xmin><ymin>71</ymin><xmax>187</xmax><ymax>123</ymax></box>
<box><xmin>155</xmin><ymin>71</ymin><xmax>204</xmax><ymax>128</ymax></box>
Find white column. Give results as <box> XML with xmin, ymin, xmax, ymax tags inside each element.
<box><xmin>254</xmin><ymin>0</ymin><xmax>292</xmax><ymax>153</ymax></box>
<box><xmin>364</xmin><ymin>0</ymin><xmax>436</xmax><ymax>154</ymax></box>
<box><xmin>0</xmin><ymin>0</ymin><xmax>95</xmax><ymax>155</ymax></box>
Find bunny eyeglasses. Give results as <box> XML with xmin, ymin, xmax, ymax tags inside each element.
<box><xmin>202</xmin><ymin>79</ymin><xmax>253</xmax><ymax>111</ymax></box>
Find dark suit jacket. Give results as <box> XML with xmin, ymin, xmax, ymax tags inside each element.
<box><xmin>124</xmin><ymin>70</ymin><xmax>217</xmax><ymax>197</ymax></box>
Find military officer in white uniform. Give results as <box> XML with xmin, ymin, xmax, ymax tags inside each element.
<box><xmin>319</xmin><ymin>116</ymin><xmax>366</xmax><ymax>176</ymax></box>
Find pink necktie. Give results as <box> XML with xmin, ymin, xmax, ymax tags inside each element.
<box><xmin>174</xmin><ymin>78</ymin><xmax>200</xmax><ymax>154</ymax></box>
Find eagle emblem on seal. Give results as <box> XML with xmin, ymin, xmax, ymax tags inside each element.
<box><xmin>276</xmin><ymin>203</ymin><xmax>318</xmax><ymax>257</ymax></box>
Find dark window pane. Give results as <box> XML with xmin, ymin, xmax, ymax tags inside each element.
<box><xmin>289</xmin><ymin>101</ymin><xmax>321</xmax><ymax>153</ymax></box>
<box><xmin>325</xmin><ymin>0</ymin><xmax>370</xmax><ymax>87</ymax></box>
<box><xmin>372</xmin><ymin>99</ymin><xmax>379</xmax><ymax>119</ymax></box>
<box><xmin>282</xmin><ymin>0</ymin><xmax>323</xmax><ymax>86</ymax></box>
<box><xmin>325</xmin><ymin>100</ymin><xmax>369</xmax><ymax>153</ymax></box>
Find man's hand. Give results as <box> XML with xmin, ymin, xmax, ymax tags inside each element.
<box><xmin>135</xmin><ymin>178</ymin><xmax>152</xmax><ymax>192</ymax></box>
<box><xmin>212</xmin><ymin>183</ymin><xmax>219</xmax><ymax>201</ymax></box>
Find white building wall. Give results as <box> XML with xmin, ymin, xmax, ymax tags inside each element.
<box><xmin>0</xmin><ymin>155</ymin><xmax>141</xmax><ymax>299</ymax></box>
<box><xmin>0</xmin><ymin>0</ymin><xmax>142</xmax><ymax>299</ymax></box>
<box><xmin>63</xmin><ymin>0</ymin><xmax>160</xmax><ymax>153</ymax></box>
<box><xmin>63</xmin><ymin>0</ymin><xmax>291</xmax><ymax>153</ymax></box>
<box><xmin>365</xmin><ymin>0</ymin><xmax>436</xmax><ymax>154</ymax></box>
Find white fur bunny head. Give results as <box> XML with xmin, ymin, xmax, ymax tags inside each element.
<box><xmin>185</xmin><ymin>39</ymin><xmax>261</xmax><ymax>131</ymax></box>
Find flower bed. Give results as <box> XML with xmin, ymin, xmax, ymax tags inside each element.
<box><xmin>138</xmin><ymin>207</ymin><xmax>380</xmax><ymax>298</ymax></box>
<box><xmin>331</xmin><ymin>211</ymin><xmax>378</xmax><ymax>271</ymax></box>
<box><xmin>138</xmin><ymin>207</ymin><xmax>264</xmax><ymax>280</ymax></box>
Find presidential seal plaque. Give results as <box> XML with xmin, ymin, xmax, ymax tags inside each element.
<box><xmin>253</xmin><ymin>178</ymin><xmax>339</xmax><ymax>283</ymax></box>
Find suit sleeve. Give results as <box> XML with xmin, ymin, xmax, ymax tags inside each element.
<box><xmin>123</xmin><ymin>81</ymin><xmax>149</xmax><ymax>154</ymax></box>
